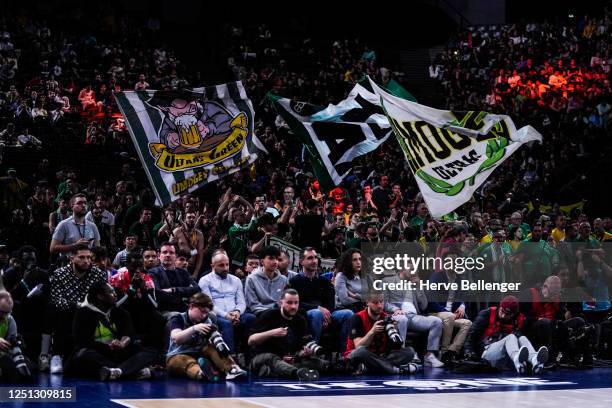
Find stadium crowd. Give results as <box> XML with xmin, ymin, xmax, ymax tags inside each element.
<box><xmin>0</xmin><ymin>5</ymin><xmax>611</xmax><ymax>383</ymax></box>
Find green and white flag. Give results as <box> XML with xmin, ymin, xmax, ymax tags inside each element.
<box><xmin>115</xmin><ymin>82</ymin><xmax>266</xmax><ymax>205</ymax></box>
<box><xmin>369</xmin><ymin>77</ymin><xmax>542</xmax><ymax>218</ymax></box>
<box><xmin>270</xmin><ymin>82</ymin><xmax>411</xmax><ymax>191</ymax></box>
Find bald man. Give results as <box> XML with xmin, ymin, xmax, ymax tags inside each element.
<box><xmin>519</xmin><ymin>275</ymin><xmax>586</xmax><ymax>362</ymax></box>
<box><xmin>198</xmin><ymin>251</ymin><xmax>256</xmax><ymax>355</ymax></box>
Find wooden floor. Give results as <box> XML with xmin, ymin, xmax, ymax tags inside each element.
<box><xmin>114</xmin><ymin>388</ymin><xmax>612</xmax><ymax>408</ymax></box>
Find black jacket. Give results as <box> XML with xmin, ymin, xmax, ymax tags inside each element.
<box><xmin>147</xmin><ymin>266</ymin><xmax>200</xmax><ymax>312</ymax></box>
<box><xmin>464</xmin><ymin>308</ymin><xmax>525</xmax><ymax>356</ymax></box>
<box><xmin>289</xmin><ymin>273</ymin><xmax>335</xmax><ymax>312</ymax></box>
<box><xmin>72</xmin><ymin>296</ymin><xmax>134</xmax><ymax>353</ymax></box>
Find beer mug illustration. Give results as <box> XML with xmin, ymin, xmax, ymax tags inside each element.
<box><xmin>179</xmin><ymin>124</ymin><xmax>202</xmax><ymax>149</ymax></box>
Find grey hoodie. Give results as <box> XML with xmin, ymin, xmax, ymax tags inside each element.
<box><xmin>245</xmin><ymin>266</ymin><xmax>288</xmax><ymax>315</ymax></box>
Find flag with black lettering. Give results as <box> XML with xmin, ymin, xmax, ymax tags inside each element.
<box><xmin>269</xmin><ymin>82</ymin><xmax>409</xmax><ymax>191</ymax></box>
<box><xmin>115</xmin><ymin>82</ymin><xmax>267</xmax><ymax>205</ymax></box>
<box><xmin>369</xmin><ymin>77</ymin><xmax>542</xmax><ymax>218</ymax></box>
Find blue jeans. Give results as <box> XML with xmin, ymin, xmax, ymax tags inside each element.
<box><xmin>306</xmin><ymin>308</ymin><xmax>353</xmax><ymax>353</ymax></box>
<box><xmin>217</xmin><ymin>312</ymin><xmax>257</xmax><ymax>353</ymax></box>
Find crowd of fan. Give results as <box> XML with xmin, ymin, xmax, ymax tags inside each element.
<box><xmin>1</xmin><ymin>8</ymin><xmax>612</xmax><ymax>383</ymax></box>
<box><xmin>430</xmin><ymin>15</ymin><xmax>611</xmax><ymax>203</ymax></box>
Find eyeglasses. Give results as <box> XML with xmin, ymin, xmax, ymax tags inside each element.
<box><xmin>192</xmin><ymin>304</ymin><xmax>211</xmax><ymax>313</ymax></box>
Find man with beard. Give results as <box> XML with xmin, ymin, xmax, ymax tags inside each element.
<box><xmin>248</xmin><ymin>289</ymin><xmax>324</xmax><ymax>380</ymax></box>
<box><xmin>291</xmin><ymin>247</ymin><xmax>353</xmax><ymax>354</ymax></box>
<box><xmin>198</xmin><ymin>252</ymin><xmax>255</xmax><ymax>356</ymax></box>
<box><xmin>45</xmin><ymin>244</ymin><xmax>107</xmax><ymax>374</ymax></box>
<box><xmin>464</xmin><ymin>295</ymin><xmax>549</xmax><ymax>374</ymax></box>
<box><xmin>68</xmin><ymin>282</ymin><xmax>157</xmax><ymax>381</ymax></box>
<box><xmin>345</xmin><ymin>292</ymin><xmax>420</xmax><ymax>375</ymax></box>
<box><xmin>50</xmin><ymin>194</ymin><xmax>100</xmax><ymax>263</ymax></box>
<box><xmin>171</xmin><ymin>211</ymin><xmax>204</xmax><ymax>279</ymax></box>
<box><xmin>148</xmin><ymin>242</ymin><xmax>200</xmax><ymax>316</ymax></box>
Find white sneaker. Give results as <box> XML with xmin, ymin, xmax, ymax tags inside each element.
<box><xmin>424</xmin><ymin>353</ymin><xmax>445</xmax><ymax>368</ymax></box>
<box><xmin>135</xmin><ymin>367</ymin><xmax>151</xmax><ymax>380</ymax></box>
<box><xmin>225</xmin><ymin>365</ymin><xmax>247</xmax><ymax>380</ymax></box>
<box><xmin>50</xmin><ymin>355</ymin><xmax>63</xmax><ymax>374</ymax></box>
<box><xmin>99</xmin><ymin>367</ymin><xmax>123</xmax><ymax>381</ymax></box>
<box><xmin>531</xmin><ymin>346</ymin><xmax>549</xmax><ymax>374</ymax></box>
<box><xmin>513</xmin><ymin>346</ymin><xmax>529</xmax><ymax>374</ymax></box>
<box><xmin>38</xmin><ymin>354</ymin><xmax>50</xmax><ymax>372</ymax></box>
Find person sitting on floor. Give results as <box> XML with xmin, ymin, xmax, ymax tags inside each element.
<box><xmin>463</xmin><ymin>295</ymin><xmax>549</xmax><ymax>374</ymax></box>
<box><xmin>67</xmin><ymin>281</ymin><xmax>158</xmax><ymax>381</ymax></box>
<box><xmin>165</xmin><ymin>292</ymin><xmax>247</xmax><ymax>381</ymax></box>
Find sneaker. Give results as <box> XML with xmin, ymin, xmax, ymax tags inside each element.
<box><xmin>353</xmin><ymin>362</ymin><xmax>367</xmax><ymax>375</ymax></box>
<box><xmin>197</xmin><ymin>357</ymin><xmax>220</xmax><ymax>382</ymax></box>
<box><xmin>513</xmin><ymin>346</ymin><xmax>529</xmax><ymax>374</ymax></box>
<box><xmin>50</xmin><ymin>355</ymin><xmax>63</xmax><ymax>374</ymax></box>
<box><xmin>531</xmin><ymin>346</ymin><xmax>549</xmax><ymax>375</ymax></box>
<box><xmin>135</xmin><ymin>367</ymin><xmax>152</xmax><ymax>380</ymax></box>
<box><xmin>399</xmin><ymin>362</ymin><xmax>423</xmax><ymax>374</ymax></box>
<box><xmin>296</xmin><ymin>368</ymin><xmax>319</xmax><ymax>381</ymax></box>
<box><xmin>225</xmin><ymin>365</ymin><xmax>247</xmax><ymax>380</ymax></box>
<box><xmin>38</xmin><ymin>354</ymin><xmax>50</xmax><ymax>372</ymax></box>
<box><xmin>99</xmin><ymin>367</ymin><xmax>123</xmax><ymax>381</ymax></box>
<box><xmin>441</xmin><ymin>350</ymin><xmax>457</xmax><ymax>365</ymax></box>
<box><xmin>256</xmin><ymin>364</ymin><xmax>272</xmax><ymax>377</ymax></box>
<box><xmin>424</xmin><ymin>353</ymin><xmax>445</xmax><ymax>368</ymax></box>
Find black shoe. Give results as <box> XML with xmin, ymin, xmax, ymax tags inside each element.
<box><xmin>441</xmin><ymin>350</ymin><xmax>457</xmax><ymax>365</ymax></box>
<box><xmin>581</xmin><ymin>354</ymin><xmax>594</xmax><ymax>368</ymax></box>
<box><xmin>98</xmin><ymin>367</ymin><xmax>110</xmax><ymax>382</ymax></box>
<box><xmin>399</xmin><ymin>362</ymin><xmax>423</xmax><ymax>374</ymax></box>
<box><xmin>296</xmin><ymin>368</ymin><xmax>319</xmax><ymax>381</ymax></box>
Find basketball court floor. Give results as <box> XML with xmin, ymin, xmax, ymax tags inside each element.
<box><xmin>5</xmin><ymin>368</ymin><xmax>612</xmax><ymax>407</ymax></box>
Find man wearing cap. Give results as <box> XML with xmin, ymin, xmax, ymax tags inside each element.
<box><xmin>464</xmin><ymin>295</ymin><xmax>549</xmax><ymax>374</ymax></box>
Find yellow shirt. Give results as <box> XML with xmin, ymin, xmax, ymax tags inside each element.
<box><xmin>480</xmin><ymin>234</ymin><xmax>492</xmax><ymax>244</ymax></box>
<box><xmin>551</xmin><ymin>228</ymin><xmax>565</xmax><ymax>243</ymax></box>
<box><xmin>507</xmin><ymin>239</ymin><xmax>521</xmax><ymax>252</ymax></box>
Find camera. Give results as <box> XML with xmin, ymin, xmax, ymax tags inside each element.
<box><xmin>382</xmin><ymin>316</ymin><xmax>403</xmax><ymax>348</ymax></box>
<box><xmin>303</xmin><ymin>335</ymin><xmax>324</xmax><ymax>356</ymax></box>
<box><xmin>8</xmin><ymin>335</ymin><xmax>32</xmax><ymax>379</ymax></box>
<box><xmin>192</xmin><ymin>324</ymin><xmax>231</xmax><ymax>357</ymax></box>
<box><xmin>207</xmin><ymin>325</ymin><xmax>231</xmax><ymax>357</ymax></box>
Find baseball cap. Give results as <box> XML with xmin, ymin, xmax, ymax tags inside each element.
<box><xmin>500</xmin><ymin>295</ymin><xmax>519</xmax><ymax>314</ymax></box>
